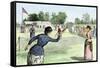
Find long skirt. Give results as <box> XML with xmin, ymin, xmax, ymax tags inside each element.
<box><xmin>84</xmin><ymin>40</ymin><xmax>93</xmax><ymax>60</ymax></box>
<box><xmin>27</xmin><ymin>52</ymin><xmax>44</xmax><ymax>65</ymax></box>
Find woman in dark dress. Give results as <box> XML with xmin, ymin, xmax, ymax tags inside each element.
<box><xmin>84</xmin><ymin>25</ymin><xmax>93</xmax><ymax>60</ymax></box>
<box><xmin>25</xmin><ymin>26</ymin><xmax>61</xmax><ymax>65</ymax></box>
<box><xmin>29</xmin><ymin>25</ymin><xmax>35</xmax><ymax>38</ymax></box>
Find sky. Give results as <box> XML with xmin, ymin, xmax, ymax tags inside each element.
<box><xmin>16</xmin><ymin>3</ymin><xmax>96</xmax><ymax>24</ymax></box>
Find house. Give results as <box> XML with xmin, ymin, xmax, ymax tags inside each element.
<box><xmin>24</xmin><ymin>21</ymin><xmax>52</xmax><ymax>28</ymax></box>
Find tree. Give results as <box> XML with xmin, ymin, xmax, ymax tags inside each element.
<box><xmin>50</xmin><ymin>12</ymin><xmax>67</xmax><ymax>24</ymax></box>
<box><xmin>57</xmin><ymin>12</ymin><xmax>67</xmax><ymax>24</ymax></box>
<box><xmin>91</xmin><ymin>18</ymin><xmax>94</xmax><ymax>24</ymax></box>
<box><xmin>91</xmin><ymin>19</ymin><xmax>96</xmax><ymax>24</ymax></box>
<box><xmin>38</xmin><ymin>11</ymin><xmax>45</xmax><ymax>21</ymax></box>
<box><xmin>27</xmin><ymin>13</ymin><xmax>39</xmax><ymax>21</ymax></box>
<box><xmin>75</xmin><ymin>18</ymin><xmax>81</xmax><ymax>24</ymax></box>
<box><xmin>23</xmin><ymin>18</ymin><xmax>27</xmax><ymax>21</ymax></box>
<box><xmin>50</xmin><ymin>13</ymin><xmax>58</xmax><ymax>24</ymax></box>
<box><xmin>82</xmin><ymin>13</ymin><xmax>90</xmax><ymax>24</ymax></box>
<box><xmin>44</xmin><ymin>12</ymin><xmax>49</xmax><ymax>21</ymax></box>
<box><xmin>80</xmin><ymin>20</ymin><xmax>84</xmax><ymax>24</ymax></box>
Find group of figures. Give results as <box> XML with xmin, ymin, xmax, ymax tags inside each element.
<box><xmin>68</xmin><ymin>25</ymin><xmax>96</xmax><ymax>38</ymax></box>
<box><xmin>23</xmin><ymin>24</ymin><xmax>94</xmax><ymax>65</ymax></box>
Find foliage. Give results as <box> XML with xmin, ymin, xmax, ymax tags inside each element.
<box><xmin>74</xmin><ymin>13</ymin><xmax>96</xmax><ymax>24</ymax></box>
<box><xmin>38</xmin><ymin>11</ymin><xmax>45</xmax><ymax>21</ymax></box>
<box><xmin>82</xmin><ymin>13</ymin><xmax>90</xmax><ymax>24</ymax></box>
<box><xmin>27</xmin><ymin>13</ymin><xmax>39</xmax><ymax>21</ymax></box>
<box><xmin>75</xmin><ymin>18</ymin><xmax>81</xmax><ymax>24</ymax></box>
<box><xmin>50</xmin><ymin>12</ymin><xmax>67</xmax><ymax>24</ymax></box>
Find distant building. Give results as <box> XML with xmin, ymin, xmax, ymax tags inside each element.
<box><xmin>24</xmin><ymin>21</ymin><xmax>52</xmax><ymax>28</ymax></box>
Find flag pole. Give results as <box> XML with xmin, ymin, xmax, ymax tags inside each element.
<box><xmin>22</xmin><ymin>7</ymin><xmax>23</xmax><ymax>25</ymax></box>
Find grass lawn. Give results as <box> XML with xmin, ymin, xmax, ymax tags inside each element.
<box><xmin>16</xmin><ymin>30</ymin><xmax>97</xmax><ymax>65</ymax></box>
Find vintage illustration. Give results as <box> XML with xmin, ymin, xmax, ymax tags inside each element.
<box><xmin>16</xmin><ymin>3</ymin><xmax>97</xmax><ymax>65</ymax></box>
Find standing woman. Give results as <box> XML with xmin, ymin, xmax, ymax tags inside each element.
<box><xmin>29</xmin><ymin>25</ymin><xmax>35</xmax><ymax>38</ymax></box>
<box><xmin>84</xmin><ymin>25</ymin><xmax>93</xmax><ymax>61</ymax></box>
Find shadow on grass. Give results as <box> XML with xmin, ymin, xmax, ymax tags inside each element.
<box><xmin>70</xmin><ymin>56</ymin><xmax>85</xmax><ymax>62</ymax></box>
